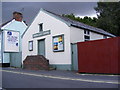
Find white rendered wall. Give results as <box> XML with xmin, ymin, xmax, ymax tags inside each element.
<box><xmin>1</xmin><ymin>20</ymin><xmax>27</xmax><ymax>51</ymax></box>
<box><xmin>1</xmin><ymin>20</ymin><xmax>27</xmax><ymax>64</ymax></box>
<box><xmin>90</xmin><ymin>32</ymin><xmax>104</xmax><ymax>40</ymax></box>
<box><xmin>70</xmin><ymin>27</ymin><xmax>84</xmax><ymax>43</ymax></box>
<box><xmin>1</xmin><ymin>20</ymin><xmax>27</xmax><ymax>36</ymax></box>
<box><xmin>70</xmin><ymin>27</ymin><xmax>108</xmax><ymax>43</ymax></box>
<box><xmin>22</xmin><ymin>11</ymin><xmax>71</xmax><ymax>65</ymax></box>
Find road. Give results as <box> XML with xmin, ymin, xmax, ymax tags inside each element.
<box><xmin>1</xmin><ymin>68</ymin><xmax>120</xmax><ymax>89</ymax></box>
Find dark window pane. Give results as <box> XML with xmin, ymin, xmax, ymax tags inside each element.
<box><xmin>39</xmin><ymin>23</ymin><xmax>43</xmax><ymax>31</ymax></box>
<box><xmin>84</xmin><ymin>35</ymin><xmax>90</xmax><ymax>39</ymax></box>
<box><xmin>87</xmin><ymin>30</ymin><xmax>90</xmax><ymax>35</ymax></box>
<box><xmin>84</xmin><ymin>30</ymin><xmax>90</xmax><ymax>35</ymax></box>
<box><xmin>103</xmin><ymin>35</ymin><xmax>107</xmax><ymax>39</ymax></box>
<box><xmin>84</xmin><ymin>30</ymin><xmax>86</xmax><ymax>34</ymax></box>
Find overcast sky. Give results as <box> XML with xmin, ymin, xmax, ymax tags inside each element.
<box><xmin>2</xmin><ymin>2</ymin><xmax>98</xmax><ymax>26</ymax></box>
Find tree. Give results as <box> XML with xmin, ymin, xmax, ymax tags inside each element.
<box><xmin>62</xmin><ymin>14</ymin><xmax>97</xmax><ymax>27</ymax></box>
<box><xmin>94</xmin><ymin>2</ymin><xmax>120</xmax><ymax>36</ymax></box>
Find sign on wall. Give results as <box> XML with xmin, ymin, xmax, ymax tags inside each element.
<box><xmin>4</xmin><ymin>30</ymin><xmax>20</xmax><ymax>52</ymax></box>
<box><xmin>33</xmin><ymin>30</ymin><xmax>51</xmax><ymax>38</ymax></box>
<box><xmin>53</xmin><ymin>35</ymin><xmax>64</xmax><ymax>52</ymax></box>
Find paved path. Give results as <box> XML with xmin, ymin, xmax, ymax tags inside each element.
<box><xmin>1</xmin><ymin>67</ymin><xmax>120</xmax><ymax>88</ymax></box>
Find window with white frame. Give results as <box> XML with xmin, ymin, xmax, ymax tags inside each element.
<box><xmin>84</xmin><ymin>30</ymin><xmax>90</xmax><ymax>35</ymax></box>
<box><xmin>39</xmin><ymin>23</ymin><xmax>43</xmax><ymax>32</ymax></box>
<box><xmin>84</xmin><ymin>30</ymin><xmax>90</xmax><ymax>41</ymax></box>
<box><xmin>28</xmin><ymin>41</ymin><xmax>33</xmax><ymax>51</ymax></box>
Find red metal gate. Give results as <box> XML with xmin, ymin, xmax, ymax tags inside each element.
<box><xmin>77</xmin><ymin>37</ymin><xmax>120</xmax><ymax>74</ymax></box>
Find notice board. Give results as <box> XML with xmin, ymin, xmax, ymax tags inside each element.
<box><xmin>4</xmin><ymin>30</ymin><xmax>20</xmax><ymax>52</ymax></box>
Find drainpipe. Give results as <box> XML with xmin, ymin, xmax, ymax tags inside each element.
<box><xmin>1</xmin><ymin>30</ymin><xmax>4</xmax><ymax>65</ymax></box>
<box><xmin>0</xmin><ymin>31</ymin><xmax>1</xmax><ymax>65</ymax></box>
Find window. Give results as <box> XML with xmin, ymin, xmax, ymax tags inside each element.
<box><xmin>39</xmin><ymin>23</ymin><xmax>43</xmax><ymax>31</ymax></box>
<box><xmin>84</xmin><ymin>30</ymin><xmax>90</xmax><ymax>35</ymax></box>
<box><xmin>103</xmin><ymin>35</ymin><xmax>107</xmax><ymax>39</ymax></box>
<box><xmin>84</xmin><ymin>35</ymin><xmax>90</xmax><ymax>41</ymax></box>
<box><xmin>28</xmin><ymin>41</ymin><xmax>33</xmax><ymax>51</ymax></box>
<box><xmin>84</xmin><ymin>30</ymin><xmax>90</xmax><ymax>41</ymax></box>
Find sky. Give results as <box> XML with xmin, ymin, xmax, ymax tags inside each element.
<box><xmin>2</xmin><ymin>2</ymin><xmax>98</xmax><ymax>26</ymax></box>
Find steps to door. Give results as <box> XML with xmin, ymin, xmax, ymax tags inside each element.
<box><xmin>23</xmin><ymin>55</ymin><xmax>49</xmax><ymax>70</ymax></box>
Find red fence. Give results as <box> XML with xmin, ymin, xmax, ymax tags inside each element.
<box><xmin>77</xmin><ymin>37</ymin><xmax>120</xmax><ymax>74</ymax></box>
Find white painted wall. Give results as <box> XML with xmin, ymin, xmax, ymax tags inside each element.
<box><xmin>1</xmin><ymin>19</ymin><xmax>27</xmax><ymax>64</ymax></box>
<box><xmin>70</xmin><ymin>27</ymin><xmax>84</xmax><ymax>43</ymax></box>
<box><xmin>90</xmin><ymin>32</ymin><xmax>104</xmax><ymax>40</ymax></box>
<box><xmin>1</xmin><ymin>19</ymin><xmax>27</xmax><ymax>36</ymax></box>
<box><xmin>70</xmin><ymin>26</ymin><xmax>106</xmax><ymax>43</ymax></box>
<box><xmin>1</xmin><ymin>19</ymin><xmax>27</xmax><ymax>51</ymax></box>
<box><xmin>22</xmin><ymin>9</ymin><xmax>113</xmax><ymax>67</ymax></box>
<box><xmin>22</xmin><ymin>10</ymin><xmax>71</xmax><ymax>65</ymax></box>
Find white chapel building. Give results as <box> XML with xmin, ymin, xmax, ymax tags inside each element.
<box><xmin>22</xmin><ymin>8</ymin><xmax>115</xmax><ymax>70</ymax></box>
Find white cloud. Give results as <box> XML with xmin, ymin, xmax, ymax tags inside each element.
<box><xmin>76</xmin><ymin>14</ymin><xmax>97</xmax><ymax>18</ymax></box>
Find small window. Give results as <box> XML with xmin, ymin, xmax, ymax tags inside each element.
<box><xmin>103</xmin><ymin>35</ymin><xmax>107</xmax><ymax>39</ymax></box>
<box><xmin>28</xmin><ymin>41</ymin><xmax>33</xmax><ymax>51</ymax></box>
<box><xmin>84</xmin><ymin>30</ymin><xmax>90</xmax><ymax>35</ymax></box>
<box><xmin>84</xmin><ymin>30</ymin><xmax>87</xmax><ymax>34</ymax></box>
<box><xmin>84</xmin><ymin>35</ymin><xmax>90</xmax><ymax>41</ymax></box>
<box><xmin>39</xmin><ymin>23</ymin><xmax>43</xmax><ymax>31</ymax></box>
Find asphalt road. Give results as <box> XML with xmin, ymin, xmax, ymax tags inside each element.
<box><xmin>1</xmin><ymin>68</ymin><xmax>120</xmax><ymax>89</ymax></box>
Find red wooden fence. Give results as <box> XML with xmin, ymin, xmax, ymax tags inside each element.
<box><xmin>77</xmin><ymin>37</ymin><xmax>120</xmax><ymax>74</ymax></box>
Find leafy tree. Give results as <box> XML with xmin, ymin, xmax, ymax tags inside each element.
<box><xmin>62</xmin><ymin>14</ymin><xmax>97</xmax><ymax>27</ymax></box>
<box><xmin>62</xmin><ymin>2</ymin><xmax>120</xmax><ymax>36</ymax></box>
<box><xmin>94</xmin><ymin>2</ymin><xmax>120</xmax><ymax>36</ymax></box>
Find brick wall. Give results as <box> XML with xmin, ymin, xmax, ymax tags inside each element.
<box><xmin>23</xmin><ymin>55</ymin><xmax>49</xmax><ymax>70</ymax></box>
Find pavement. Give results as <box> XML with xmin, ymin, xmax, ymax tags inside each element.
<box><xmin>1</xmin><ymin>67</ymin><xmax>120</xmax><ymax>85</ymax></box>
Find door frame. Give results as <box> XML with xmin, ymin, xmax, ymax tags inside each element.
<box><xmin>71</xmin><ymin>43</ymin><xmax>78</xmax><ymax>71</ymax></box>
<box><xmin>37</xmin><ymin>38</ymin><xmax>46</xmax><ymax>56</ymax></box>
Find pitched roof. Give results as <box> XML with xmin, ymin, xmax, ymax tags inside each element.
<box><xmin>0</xmin><ymin>19</ymin><xmax>28</xmax><ymax>30</ymax></box>
<box><xmin>0</xmin><ymin>19</ymin><xmax>13</xmax><ymax>28</ymax></box>
<box><xmin>43</xmin><ymin>9</ymin><xmax>115</xmax><ymax>37</ymax></box>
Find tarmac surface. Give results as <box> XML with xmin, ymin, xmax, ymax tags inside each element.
<box><xmin>1</xmin><ymin>67</ymin><xmax>120</xmax><ymax>88</ymax></box>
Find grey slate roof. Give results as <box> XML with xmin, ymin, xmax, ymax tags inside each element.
<box><xmin>44</xmin><ymin>9</ymin><xmax>115</xmax><ymax>37</ymax></box>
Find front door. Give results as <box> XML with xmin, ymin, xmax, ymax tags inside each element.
<box><xmin>71</xmin><ymin>43</ymin><xmax>78</xmax><ymax>71</ymax></box>
<box><xmin>38</xmin><ymin>39</ymin><xmax>45</xmax><ymax>57</ymax></box>
<box><xmin>10</xmin><ymin>52</ymin><xmax>22</xmax><ymax>68</ymax></box>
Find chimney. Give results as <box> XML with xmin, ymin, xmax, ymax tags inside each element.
<box><xmin>13</xmin><ymin>12</ymin><xmax>23</xmax><ymax>22</ymax></box>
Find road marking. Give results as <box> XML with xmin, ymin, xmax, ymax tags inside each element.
<box><xmin>76</xmin><ymin>73</ymin><xmax>120</xmax><ymax>77</ymax></box>
<box><xmin>1</xmin><ymin>70</ymin><xmax>120</xmax><ymax>84</ymax></box>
